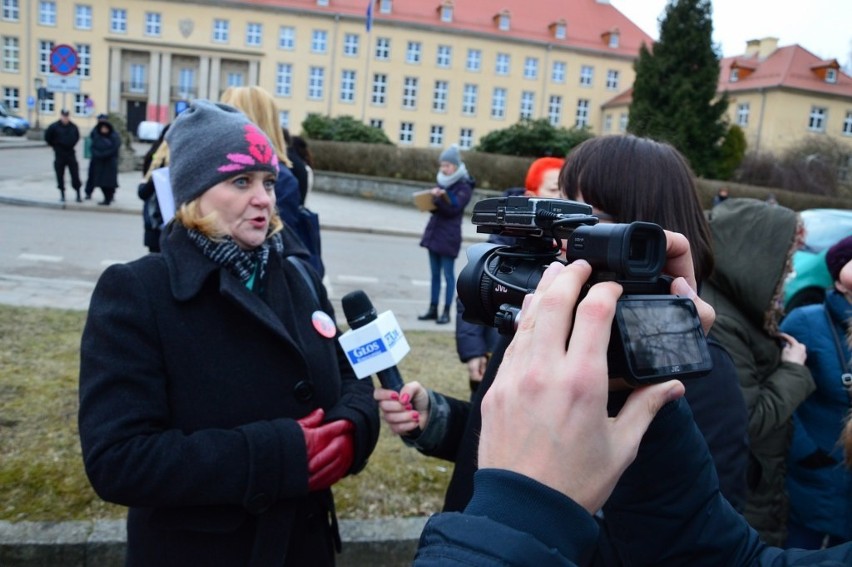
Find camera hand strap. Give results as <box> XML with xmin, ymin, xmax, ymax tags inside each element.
<box><xmin>823</xmin><ymin>305</ymin><xmax>852</xmax><ymax>406</ymax></box>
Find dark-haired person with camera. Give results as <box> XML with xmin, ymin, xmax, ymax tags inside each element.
<box><xmin>413</xmin><ymin>253</ymin><xmax>852</xmax><ymax>566</ymax></box>
<box><xmin>376</xmin><ymin>135</ymin><xmax>748</xmax><ymax>515</ymax></box>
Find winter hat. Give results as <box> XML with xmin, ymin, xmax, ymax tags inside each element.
<box><xmin>439</xmin><ymin>144</ymin><xmax>461</xmax><ymax>166</ymax></box>
<box><xmin>826</xmin><ymin>234</ymin><xmax>852</xmax><ymax>282</ymax></box>
<box><xmin>524</xmin><ymin>157</ymin><xmax>565</xmax><ymax>194</ymax></box>
<box><xmin>165</xmin><ymin>100</ymin><xmax>279</xmax><ymax>207</ymax></box>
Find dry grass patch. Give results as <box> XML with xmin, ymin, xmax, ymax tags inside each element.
<box><xmin>0</xmin><ymin>304</ymin><xmax>470</xmax><ymax>522</ymax></box>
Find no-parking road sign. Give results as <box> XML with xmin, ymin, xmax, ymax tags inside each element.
<box><xmin>50</xmin><ymin>44</ymin><xmax>79</xmax><ymax>76</ymax></box>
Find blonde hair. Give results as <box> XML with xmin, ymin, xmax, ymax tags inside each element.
<box><xmin>174</xmin><ymin>199</ymin><xmax>283</xmax><ymax>241</ymax></box>
<box><xmin>220</xmin><ymin>86</ymin><xmax>293</xmax><ymax>168</ymax></box>
<box><xmin>143</xmin><ymin>141</ymin><xmax>170</xmax><ymax>182</ymax></box>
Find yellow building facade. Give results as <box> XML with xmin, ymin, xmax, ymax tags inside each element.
<box><xmin>0</xmin><ymin>0</ymin><xmax>648</xmax><ymax>147</ymax></box>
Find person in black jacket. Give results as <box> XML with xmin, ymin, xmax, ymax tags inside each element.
<box><xmin>377</xmin><ymin>135</ymin><xmax>750</xmax><ymax>514</ymax></box>
<box><xmin>414</xmin><ymin>256</ymin><xmax>852</xmax><ymax>566</ymax></box>
<box><xmin>43</xmin><ymin>109</ymin><xmax>82</xmax><ymax>202</ymax></box>
<box><xmin>87</xmin><ymin>119</ymin><xmax>121</xmax><ymax>205</ymax></box>
<box><xmin>137</xmin><ymin>124</ymin><xmax>169</xmax><ymax>252</ymax></box>
<box><xmin>78</xmin><ymin>100</ymin><xmax>379</xmax><ymax>566</ymax></box>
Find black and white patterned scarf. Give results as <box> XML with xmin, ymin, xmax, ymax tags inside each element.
<box><xmin>187</xmin><ymin>229</ymin><xmax>284</xmax><ymax>287</ymax></box>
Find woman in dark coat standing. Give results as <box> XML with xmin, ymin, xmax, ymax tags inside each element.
<box><xmin>78</xmin><ymin>101</ymin><xmax>380</xmax><ymax>566</ymax></box>
<box><xmin>88</xmin><ymin>119</ymin><xmax>121</xmax><ymax>205</ymax></box>
<box><xmin>418</xmin><ymin>145</ymin><xmax>473</xmax><ymax>325</ymax></box>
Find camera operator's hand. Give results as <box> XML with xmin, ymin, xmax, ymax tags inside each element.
<box><xmin>466</xmin><ymin>356</ymin><xmax>489</xmax><ymax>383</ymax></box>
<box><xmin>374</xmin><ymin>382</ymin><xmax>430</xmax><ymax>435</ymax></box>
<box><xmin>478</xmin><ymin>260</ymin><xmax>686</xmax><ymax>515</ymax></box>
<box><xmin>664</xmin><ymin>230</ymin><xmax>716</xmax><ymax>334</ymax></box>
<box><xmin>778</xmin><ymin>332</ymin><xmax>808</xmax><ymax>365</ymax></box>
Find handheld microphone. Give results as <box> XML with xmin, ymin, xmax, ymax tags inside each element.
<box><xmin>341</xmin><ymin>290</ymin><xmax>409</xmax><ymax>392</ymax></box>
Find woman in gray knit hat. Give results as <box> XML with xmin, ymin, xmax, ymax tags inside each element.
<box><xmin>78</xmin><ymin>100</ymin><xmax>379</xmax><ymax>566</ymax></box>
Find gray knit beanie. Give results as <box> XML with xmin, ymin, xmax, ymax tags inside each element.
<box><xmin>439</xmin><ymin>144</ymin><xmax>461</xmax><ymax>166</ymax></box>
<box><xmin>165</xmin><ymin>99</ymin><xmax>279</xmax><ymax>207</ymax></box>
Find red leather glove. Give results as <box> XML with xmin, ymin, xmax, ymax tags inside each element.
<box><xmin>298</xmin><ymin>409</ymin><xmax>355</xmax><ymax>492</ymax></box>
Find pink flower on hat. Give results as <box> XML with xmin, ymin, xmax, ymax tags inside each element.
<box><xmin>218</xmin><ymin>124</ymin><xmax>279</xmax><ymax>173</ymax></box>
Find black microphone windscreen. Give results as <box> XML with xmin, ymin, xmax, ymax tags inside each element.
<box><xmin>342</xmin><ymin>290</ymin><xmax>377</xmax><ymax>329</ymax></box>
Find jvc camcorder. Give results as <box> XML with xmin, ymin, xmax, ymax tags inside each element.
<box><xmin>457</xmin><ymin>196</ymin><xmax>712</xmax><ymax>385</ymax></box>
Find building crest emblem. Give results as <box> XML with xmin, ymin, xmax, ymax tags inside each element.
<box><xmin>179</xmin><ymin>19</ymin><xmax>194</xmax><ymax>38</ymax></box>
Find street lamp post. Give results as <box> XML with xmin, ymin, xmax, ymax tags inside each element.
<box><xmin>33</xmin><ymin>77</ymin><xmax>43</xmax><ymax>130</ymax></box>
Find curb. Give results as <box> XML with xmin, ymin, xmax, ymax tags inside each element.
<box><xmin>0</xmin><ymin>517</ymin><xmax>427</xmax><ymax>566</ymax></box>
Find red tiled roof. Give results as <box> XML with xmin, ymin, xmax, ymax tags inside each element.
<box><xmin>231</xmin><ymin>0</ymin><xmax>654</xmax><ymax>55</ymax></box>
<box><xmin>719</xmin><ymin>44</ymin><xmax>852</xmax><ymax>97</ymax></box>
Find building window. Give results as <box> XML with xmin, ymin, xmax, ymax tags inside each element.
<box><xmin>608</xmin><ymin>32</ymin><xmax>620</xmax><ymax>48</ymax></box>
<box><xmin>524</xmin><ymin>57</ymin><xmax>538</xmax><ymax>79</ymax></box>
<box><xmin>520</xmin><ymin>91</ymin><xmax>534</xmax><ymax>120</ymax></box>
<box><xmin>75</xmin><ymin>4</ymin><xmax>92</xmax><ymax>30</ymax></box>
<box><xmin>370</xmin><ymin>118</ymin><xmax>383</xmax><ymax>129</ymax></box>
<box><xmin>466</xmin><ymin>49</ymin><xmax>481</xmax><ymax>72</ymax></box>
<box><xmin>619</xmin><ymin>112</ymin><xmax>628</xmax><ymax>132</ymax></box>
<box><xmin>554</xmin><ymin>22</ymin><xmax>566</xmax><ymax>39</ymax></box>
<box><xmin>178</xmin><ymin>68</ymin><xmax>195</xmax><ymax>98</ymax></box>
<box><xmin>604</xmin><ymin>113</ymin><xmax>613</xmax><ymax>133</ymax></box>
<box><xmin>495</xmin><ymin>53</ymin><xmax>510</xmax><ymax>75</ymax></box>
<box><xmin>459</xmin><ymin>128</ymin><xmax>473</xmax><ymax>149</ymax></box>
<box><xmin>399</xmin><ymin>121</ymin><xmax>414</xmax><ymax>144</ymax></box>
<box><xmin>406</xmin><ymin>41</ymin><xmax>421</xmax><ymax>64</ymax></box>
<box><xmin>39</xmin><ymin>90</ymin><xmax>54</xmax><ymax>113</ymax></box>
<box><xmin>491</xmin><ymin>87</ymin><xmax>506</xmax><ymax>119</ymax></box>
<box><xmin>729</xmin><ymin>68</ymin><xmax>739</xmax><ymax>82</ymax></box>
<box><xmin>226</xmin><ymin>73</ymin><xmax>244</xmax><ymax>87</ymax></box>
<box><xmin>498</xmin><ymin>13</ymin><xmax>510</xmax><ymax>31</ymax></box>
<box><xmin>39</xmin><ymin>1</ymin><xmax>55</xmax><ymax>25</ymax></box>
<box><xmin>129</xmin><ymin>63</ymin><xmax>146</xmax><ymax>93</ymax></box>
<box><xmin>580</xmin><ymin>65</ymin><xmax>593</xmax><ymax>87</ymax></box>
<box><xmin>213</xmin><ymin>19</ymin><xmax>229</xmax><ymax>42</ymax></box>
<box><xmin>2</xmin><ymin>36</ymin><xmax>19</xmax><ymax>72</ymax></box>
<box><xmin>436</xmin><ymin>45</ymin><xmax>451</xmax><ymax>68</ymax></box>
<box><xmin>312</xmin><ymin>30</ymin><xmax>328</xmax><ymax>53</ymax></box>
<box><xmin>339</xmin><ymin>69</ymin><xmax>356</xmax><ymax>102</ymax></box>
<box><xmin>605</xmin><ymin>69</ymin><xmax>619</xmax><ymax>90</ymax></box>
<box><xmin>550</xmin><ymin>61</ymin><xmax>567</xmax><ymax>84</ymax></box>
<box><xmin>379</xmin><ymin>0</ymin><xmax>392</xmax><ymax>14</ymax></box>
<box><xmin>279</xmin><ymin>26</ymin><xmax>295</xmax><ymax>49</ymax></box>
<box><xmin>548</xmin><ymin>95</ymin><xmax>562</xmax><ymax>126</ymax></box>
<box><xmin>375</xmin><ymin>37</ymin><xmax>390</xmax><ymax>60</ymax></box>
<box><xmin>279</xmin><ymin>110</ymin><xmax>289</xmax><ymax>128</ymax></box>
<box><xmin>3</xmin><ymin>0</ymin><xmax>19</xmax><ymax>21</ymax></box>
<box><xmin>145</xmin><ymin>12</ymin><xmax>161</xmax><ymax>36</ymax></box>
<box><xmin>826</xmin><ymin>69</ymin><xmax>837</xmax><ymax>84</ymax></box>
<box><xmin>736</xmin><ymin>103</ymin><xmax>750</xmax><ymax>127</ymax></box>
<box><xmin>808</xmin><ymin>106</ymin><xmax>827</xmax><ymax>132</ymax></box>
<box><xmin>402</xmin><ymin>76</ymin><xmax>418</xmax><ymax>109</ymax></box>
<box><xmin>575</xmin><ymin>99</ymin><xmax>590</xmax><ymax>128</ymax></box>
<box><xmin>275</xmin><ymin>63</ymin><xmax>292</xmax><ymax>97</ymax></box>
<box><xmin>38</xmin><ymin>40</ymin><xmax>53</xmax><ymax>74</ymax></box>
<box><xmin>110</xmin><ymin>8</ymin><xmax>127</xmax><ymax>33</ymax></box>
<box><xmin>372</xmin><ymin>73</ymin><xmax>387</xmax><ymax>105</ymax></box>
<box><xmin>462</xmin><ymin>83</ymin><xmax>477</xmax><ymax>116</ymax></box>
<box><xmin>430</xmin><ymin>125</ymin><xmax>444</xmax><ymax>146</ymax></box>
<box><xmin>317</xmin><ymin>0</ymin><xmax>328</xmax><ymax>6</ymax></box>
<box><xmin>843</xmin><ymin>112</ymin><xmax>852</xmax><ymax>136</ymax></box>
<box><xmin>440</xmin><ymin>5</ymin><xmax>452</xmax><ymax>22</ymax></box>
<box><xmin>308</xmin><ymin>66</ymin><xmax>325</xmax><ymax>100</ymax></box>
<box><xmin>75</xmin><ymin>44</ymin><xmax>90</xmax><ymax>77</ymax></box>
<box><xmin>4</xmin><ymin>86</ymin><xmax>19</xmax><ymax>110</ymax></box>
<box><xmin>432</xmin><ymin>80</ymin><xmax>448</xmax><ymax>112</ymax></box>
<box><xmin>343</xmin><ymin>33</ymin><xmax>359</xmax><ymax>56</ymax></box>
<box><xmin>246</xmin><ymin>23</ymin><xmax>262</xmax><ymax>47</ymax></box>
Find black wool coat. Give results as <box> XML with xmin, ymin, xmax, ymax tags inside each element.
<box><xmin>88</xmin><ymin>123</ymin><xmax>121</xmax><ymax>188</ymax></box>
<box><xmin>78</xmin><ymin>224</ymin><xmax>380</xmax><ymax>566</ymax></box>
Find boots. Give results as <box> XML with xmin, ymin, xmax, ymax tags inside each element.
<box><xmin>418</xmin><ymin>303</ymin><xmax>438</xmax><ymax>321</ymax></box>
<box><xmin>74</xmin><ymin>189</ymin><xmax>82</xmax><ymax>203</ymax></box>
<box><xmin>436</xmin><ymin>305</ymin><xmax>451</xmax><ymax>325</ymax></box>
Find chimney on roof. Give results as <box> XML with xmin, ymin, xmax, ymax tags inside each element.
<box><xmin>744</xmin><ymin>37</ymin><xmax>779</xmax><ymax>59</ymax></box>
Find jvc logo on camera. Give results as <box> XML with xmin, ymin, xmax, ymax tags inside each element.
<box><xmin>347</xmin><ymin>339</ymin><xmax>388</xmax><ymax>364</ymax></box>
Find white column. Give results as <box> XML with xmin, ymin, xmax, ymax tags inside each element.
<box><xmin>108</xmin><ymin>47</ymin><xmax>122</xmax><ymax>113</ymax></box>
<box><xmin>198</xmin><ymin>56</ymin><xmax>210</xmax><ymax>99</ymax></box>
<box><xmin>208</xmin><ymin>57</ymin><xmax>221</xmax><ymax>100</ymax></box>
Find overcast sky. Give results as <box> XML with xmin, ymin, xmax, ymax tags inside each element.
<box><xmin>610</xmin><ymin>0</ymin><xmax>852</xmax><ymax>65</ymax></box>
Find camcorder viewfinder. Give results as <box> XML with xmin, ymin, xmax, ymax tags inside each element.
<box><xmin>458</xmin><ymin>196</ymin><xmax>713</xmax><ymax>385</ymax></box>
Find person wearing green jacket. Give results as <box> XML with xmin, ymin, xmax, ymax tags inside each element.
<box><xmin>700</xmin><ymin>198</ymin><xmax>815</xmax><ymax>546</ymax></box>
